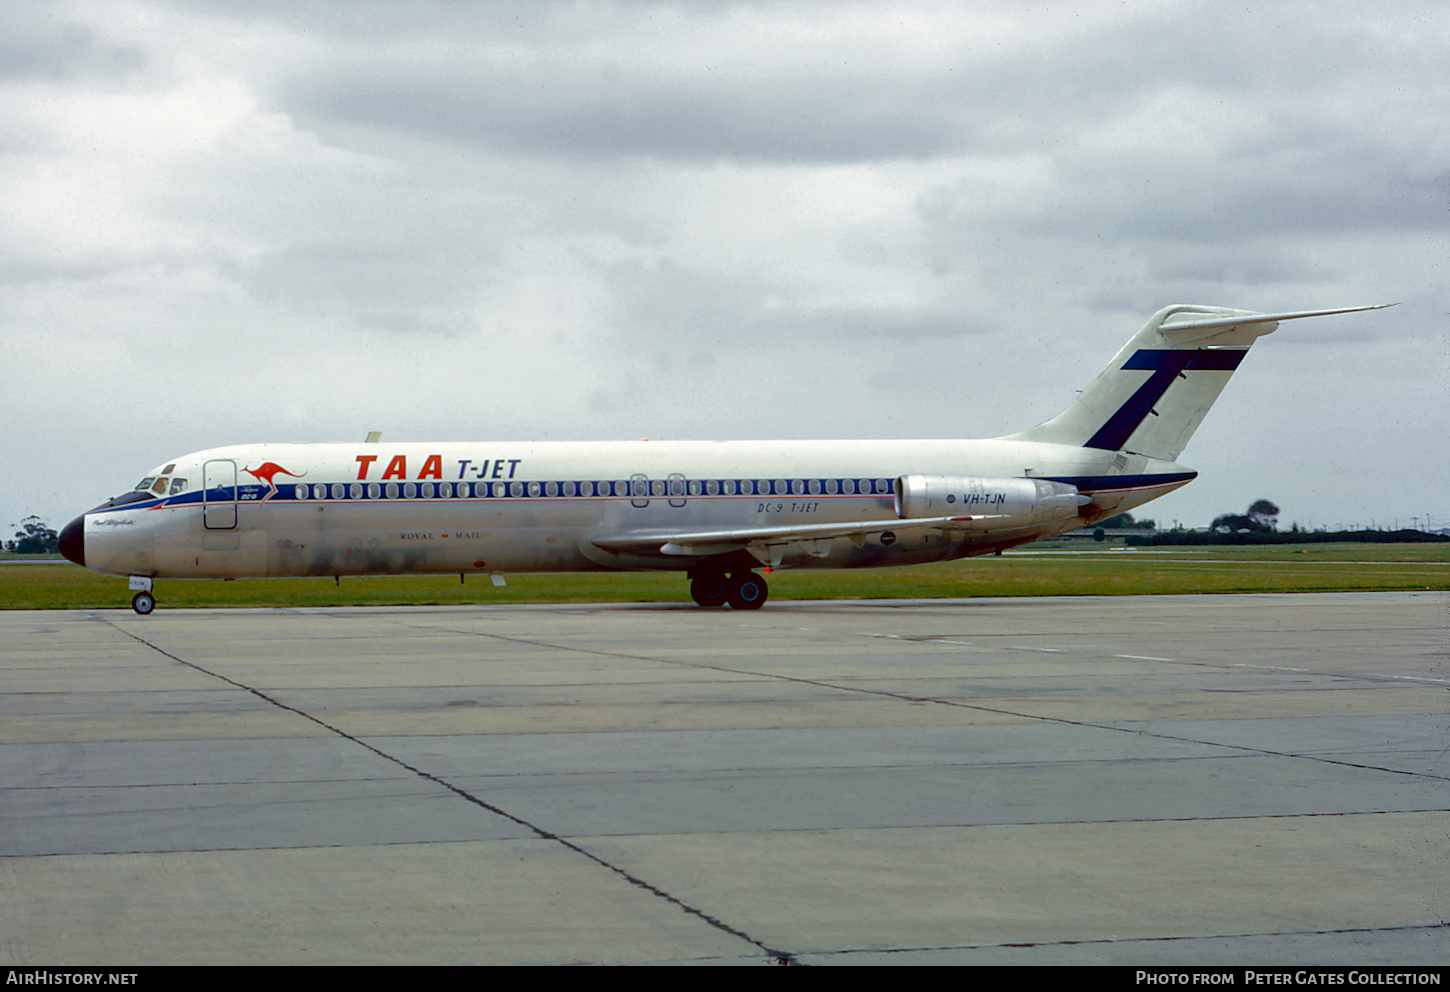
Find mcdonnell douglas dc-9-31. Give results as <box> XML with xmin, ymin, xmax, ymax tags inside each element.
<box><xmin>59</xmin><ymin>304</ymin><xmax>1386</xmax><ymax>614</ymax></box>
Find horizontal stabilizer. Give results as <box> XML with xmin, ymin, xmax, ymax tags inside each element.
<box><xmin>1160</xmin><ymin>304</ymin><xmax>1395</xmax><ymax>346</ymax></box>
<box><xmin>1160</xmin><ymin>304</ymin><xmax>1395</xmax><ymax>335</ymax></box>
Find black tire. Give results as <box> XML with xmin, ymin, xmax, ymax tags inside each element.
<box><xmin>690</xmin><ymin>574</ymin><xmax>729</xmax><ymax>608</ymax></box>
<box><xmin>726</xmin><ymin>572</ymin><xmax>768</xmax><ymax>610</ymax></box>
<box><xmin>131</xmin><ymin>591</ymin><xmax>156</xmax><ymax>615</ymax></box>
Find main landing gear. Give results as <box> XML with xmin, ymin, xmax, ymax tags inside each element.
<box><xmin>689</xmin><ymin>570</ymin><xmax>768</xmax><ymax>610</ymax></box>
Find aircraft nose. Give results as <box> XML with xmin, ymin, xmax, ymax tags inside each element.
<box><xmin>59</xmin><ymin>515</ymin><xmax>85</xmax><ymax>567</ymax></box>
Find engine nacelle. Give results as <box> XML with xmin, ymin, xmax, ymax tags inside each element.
<box><xmin>894</xmin><ymin>475</ymin><xmax>1087</xmax><ymax>530</ymax></box>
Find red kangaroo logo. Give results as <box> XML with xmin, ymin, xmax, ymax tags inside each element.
<box><xmin>244</xmin><ymin>462</ymin><xmax>306</xmax><ymax>499</ymax></box>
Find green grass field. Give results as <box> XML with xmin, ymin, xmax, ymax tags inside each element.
<box><xmin>1</xmin><ymin>543</ymin><xmax>1445</xmax><ymax>609</ymax></box>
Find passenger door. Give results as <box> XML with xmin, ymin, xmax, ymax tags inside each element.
<box><xmin>203</xmin><ymin>459</ymin><xmax>238</xmax><ymax>530</ymax></box>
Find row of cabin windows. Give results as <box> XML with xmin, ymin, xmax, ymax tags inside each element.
<box><xmin>291</xmin><ymin>478</ymin><xmax>896</xmax><ymax>501</ymax></box>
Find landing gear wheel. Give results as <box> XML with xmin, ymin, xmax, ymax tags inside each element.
<box><xmin>131</xmin><ymin>591</ymin><xmax>156</xmax><ymax>615</ymax></box>
<box><xmin>727</xmin><ymin>572</ymin><xmax>768</xmax><ymax>611</ymax></box>
<box><xmin>690</xmin><ymin>574</ymin><xmax>729</xmax><ymax>608</ymax></box>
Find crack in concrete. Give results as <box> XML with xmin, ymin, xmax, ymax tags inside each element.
<box><xmin>99</xmin><ymin>616</ymin><xmax>801</xmax><ymax>966</ymax></box>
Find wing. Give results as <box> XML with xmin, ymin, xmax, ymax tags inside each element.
<box><xmin>589</xmin><ymin>514</ymin><xmax>1006</xmax><ymax>559</ymax></box>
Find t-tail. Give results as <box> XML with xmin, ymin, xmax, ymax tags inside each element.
<box><xmin>1005</xmin><ymin>304</ymin><xmax>1392</xmax><ymax>461</ymax></box>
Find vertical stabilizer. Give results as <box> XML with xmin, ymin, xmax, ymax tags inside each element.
<box><xmin>1004</xmin><ymin>304</ymin><xmax>1388</xmax><ymax>461</ymax></box>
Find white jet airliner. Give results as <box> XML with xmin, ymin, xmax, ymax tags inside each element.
<box><xmin>59</xmin><ymin>304</ymin><xmax>1386</xmax><ymax>614</ymax></box>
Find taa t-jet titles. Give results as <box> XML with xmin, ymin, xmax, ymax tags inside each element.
<box><xmin>59</xmin><ymin>304</ymin><xmax>1387</xmax><ymax>613</ymax></box>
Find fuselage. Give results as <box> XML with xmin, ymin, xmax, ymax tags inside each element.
<box><xmin>66</xmin><ymin>438</ymin><xmax>1194</xmax><ymax>581</ymax></box>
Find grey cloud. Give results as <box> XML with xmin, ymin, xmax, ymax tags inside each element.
<box><xmin>0</xmin><ymin>12</ymin><xmax>145</xmax><ymax>81</ymax></box>
<box><xmin>297</xmin><ymin>77</ymin><xmax>963</xmax><ymax>163</ymax></box>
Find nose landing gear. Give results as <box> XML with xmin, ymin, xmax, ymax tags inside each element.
<box><xmin>128</xmin><ymin>576</ymin><xmax>155</xmax><ymax>615</ymax></box>
<box><xmin>689</xmin><ymin>570</ymin><xmax>768</xmax><ymax>610</ymax></box>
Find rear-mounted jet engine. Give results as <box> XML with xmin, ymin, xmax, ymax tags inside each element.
<box><xmin>894</xmin><ymin>476</ymin><xmax>1088</xmax><ymax>530</ymax></box>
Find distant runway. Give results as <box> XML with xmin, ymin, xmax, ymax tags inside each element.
<box><xmin>2</xmin><ymin>592</ymin><xmax>1446</xmax><ymax>965</ymax></box>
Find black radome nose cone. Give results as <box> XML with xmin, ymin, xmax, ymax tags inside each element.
<box><xmin>59</xmin><ymin>515</ymin><xmax>85</xmax><ymax>567</ymax></box>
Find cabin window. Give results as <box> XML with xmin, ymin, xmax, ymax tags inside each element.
<box><xmin>439</xmin><ymin>483</ymin><xmax>452</xmax><ymax>498</ymax></box>
<box><xmin>367</xmin><ymin>484</ymin><xmax>381</xmax><ymax>499</ymax></box>
<box><xmin>562</xmin><ymin>481</ymin><xmax>576</xmax><ymax>497</ymax></box>
<box><xmin>651</xmin><ymin>480</ymin><xmax>665</xmax><ymax>497</ymax></box>
<box><xmin>687</xmin><ymin>479</ymin><xmax>701</xmax><ymax>496</ymax></box>
<box><xmin>420</xmin><ymin>483</ymin><xmax>434</xmax><ymax>498</ymax></box>
<box><xmin>385</xmin><ymin>483</ymin><xmax>399</xmax><ymax>499</ymax></box>
<box><xmin>349</xmin><ymin>484</ymin><xmax>361</xmax><ymax>499</ymax></box>
<box><xmin>295</xmin><ymin>484</ymin><xmax>308</xmax><ymax>501</ymax></box>
<box><xmin>824</xmin><ymin>479</ymin><xmax>838</xmax><ymax>495</ymax></box>
<box><xmin>545</xmin><ymin>482</ymin><xmax>558</xmax><ymax>497</ymax></box>
<box><xmin>875</xmin><ymin>479</ymin><xmax>890</xmax><ymax>494</ymax></box>
<box><xmin>330</xmin><ymin>484</ymin><xmax>342</xmax><ymax>499</ymax></box>
<box><xmin>791</xmin><ymin>479</ymin><xmax>805</xmax><ymax>495</ymax></box>
<box><xmin>528</xmin><ymin>481</ymin><xmax>542</xmax><ymax>497</ymax></box>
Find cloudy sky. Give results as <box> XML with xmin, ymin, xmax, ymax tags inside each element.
<box><xmin>4</xmin><ymin>0</ymin><xmax>1446</xmax><ymax>540</ymax></box>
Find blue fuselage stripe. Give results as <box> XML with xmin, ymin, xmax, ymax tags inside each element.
<box><xmin>1043</xmin><ymin>472</ymin><xmax>1197</xmax><ymax>493</ymax></box>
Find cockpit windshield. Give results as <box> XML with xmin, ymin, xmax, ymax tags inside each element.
<box><xmin>107</xmin><ymin>462</ymin><xmax>187</xmax><ymax>512</ymax></box>
<box><xmin>132</xmin><ymin>464</ymin><xmax>185</xmax><ymax>497</ymax></box>
<box><xmin>89</xmin><ymin>490</ymin><xmax>156</xmax><ymax>514</ymax></box>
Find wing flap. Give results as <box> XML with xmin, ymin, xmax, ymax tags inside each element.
<box><xmin>591</xmin><ymin>515</ymin><xmax>1005</xmax><ymax>557</ymax></box>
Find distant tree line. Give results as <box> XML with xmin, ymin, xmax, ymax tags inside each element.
<box><xmin>1099</xmin><ymin>512</ymin><xmax>1155</xmax><ymax>530</ymax></box>
<box><xmin>6</xmin><ymin>516</ymin><xmax>59</xmax><ymax>554</ymax></box>
<box><xmin>1127</xmin><ymin>528</ymin><xmax>1448</xmax><ymax>546</ymax></box>
<box><xmin>1211</xmin><ymin>499</ymin><xmax>1279</xmax><ymax>533</ymax></box>
<box><xmin>1124</xmin><ymin>498</ymin><xmax>1448</xmax><ymax>545</ymax></box>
